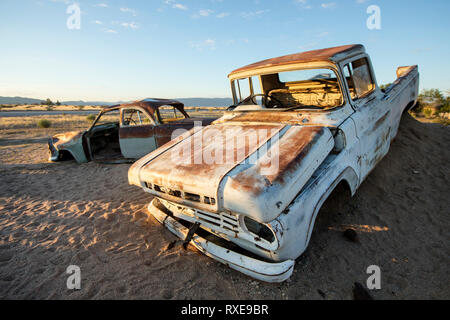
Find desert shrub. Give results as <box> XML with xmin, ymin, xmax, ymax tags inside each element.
<box><xmin>438</xmin><ymin>97</ymin><xmax>450</xmax><ymax>113</ymax></box>
<box><xmin>43</xmin><ymin>98</ymin><xmax>54</xmax><ymax>106</ymax></box>
<box><xmin>419</xmin><ymin>89</ymin><xmax>444</xmax><ymax>105</ymax></box>
<box><xmin>440</xmin><ymin>104</ymin><xmax>450</xmax><ymax>113</ymax></box>
<box><xmin>380</xmin><ymin>83</ymin><xmax>392</xmax><ymax>91</ymax></box>
<box><xmin>77</xmin><ymin>105</ymin><xmax>85</xmax><ymax>111</ymax></box>
<box><xmin>86</xmin><ymin>114</ymin><xmax>96</xmax><ymax>122</ymax></box>
<box><xmin>423</xmin><ymin>109</ymin><xmax>433</xmax><ymax>118</ymax></box>
<box><xmin>37</xmin><ymin>119</ymin><xmax>52</xmax><ymax>128</ymax></box>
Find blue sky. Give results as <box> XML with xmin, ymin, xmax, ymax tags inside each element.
<box><xmin>0</xmin><ymin>0</ymin><xmax>449</xmax><ymax>101</ymax></box>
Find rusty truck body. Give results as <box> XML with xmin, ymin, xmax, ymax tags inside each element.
<box><xmin>48</xmin><ymin>99</ymin><xmax>215</xmax><ymax>163</ymax></box>
<box><xmin>128</xmin><ymin>45</ymin><xmax>419</xmax><ymax>282</ymax></box>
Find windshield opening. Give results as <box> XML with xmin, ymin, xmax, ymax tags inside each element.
<box><xmin>92</xmin><ymin>109</ymin><xmax>120</xmax><ymax>127</ymax></box>
<box><xmin>232</xmin><ymin>67</ymin><xmax>344</xmax><ymax>111</ymax></box>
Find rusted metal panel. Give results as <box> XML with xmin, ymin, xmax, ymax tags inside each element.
<box><xmin>221</xmin><ymin>126</ymin><xmax>334</xmax><ymax>222</ymax></box>
<box><xmin>137</xmin><ymin>123</ymin><xmax>285</xmax><ymax>212</ymax></box>
<box><xmin>112</xmin><ymin>98</ymin><xmax>187</xmax><ymax>118</ymax></box>
<box><xmin>229</xmin><ymin>44</ymin><xmax>364</xmax><ymax>77</ymax></box>
<box><xmin>119</xmin><ymin>125</ymin><xmax>155</xmax><ymax>139</ymax></box>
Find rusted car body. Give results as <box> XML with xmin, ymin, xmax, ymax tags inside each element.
<box><xmin>48</xmin><ymin>99</ymin><xmax>215</xmax><ymax>163</ymax></box>
<box><xmin>129</xmin><ymin>45</ymin><xmax>419</xmax><ymax>282</ymax></box>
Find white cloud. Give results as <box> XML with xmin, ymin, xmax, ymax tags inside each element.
<box><xmin>121</xmin><ymin>22</ymin><xmax>139</xmax><ymax>29</ymax></box>
<box><xmin>94</xmin><ymin>3</ymin><xmax>108</xmax><ymax>8</ymax></box>
<box><xmin>102</xmin><ymin>28</ymin><xmax>117</xmax><ymax>34</ymax></box>
<box><xmin>164</xmin><ymin>0</ymin><xmax>188</xmax><ymax>10</ymax></box>
<box><xmin>294</xmin><ymin>0</ymin><xmax>312</xmax><ymax>9</ymax></box>
<box><xmin>173</xmin><ymin>3</ymin><xmax>187</xmax><ymax>10</ymax></box>
<box><xmin>50</xmin><ymin>0</ymin><xmax>71</xmax><ymax>4</ymax></box>
<box><xmin>199</xmin><ymin>9</ymin><xmax>214</xmax><ymax>16</ymax></box>
<box><xmin>216</xmin><ymin>12</ymin><xmax>230</xmax><ymax>18</ymax></box>
<box><xmin>241</xmin><ymin>9</ymin><xmax>269</xmax><ymax>19</ymax></box>
<box><xmin>120</xmin><ymin>7</ymin><xmax>137</xmax><ymax>16</ymax></box>
<box><xmin>192</xmin><ymin>9</ymin><xmax>215</xmax><ymax>18</ymax></box>
<box><xmin>189</xmin><ymin>39</ymin><xmax>216</xmax><ymax>51</ymax></box>
<box><xmin>321</xmin><ymin>2</ymin><xmax>336</xmax><ymax>9</ymax></box>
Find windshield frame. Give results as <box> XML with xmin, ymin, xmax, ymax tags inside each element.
<box><xmin>229</xmin><ymin>62</ymin><xmax>348</xmax><ymax>112</ymax></box>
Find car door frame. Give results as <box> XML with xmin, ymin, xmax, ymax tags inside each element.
<box><xmin>338</xmin><ymin>53</ymin><xmax>392</xmax><ymax>182</ymax></box>
<box><xmin>118</xmin><ymin>106</ymin><xmax>158</xmax><ymax>159</ymax></box>
<box><xmin>84</xmin><ymin>107</ymin><xmax>121</xmax><ymax>162</ymax></box>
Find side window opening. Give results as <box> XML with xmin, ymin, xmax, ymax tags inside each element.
<box><xmin>344</xmin><ymin>58</ymin><xmax>375</xmax><ymax>100</ymax></box>
<box><xmin>122</xmin><ymin>108</ymin><xmax>152</xmax><ymax>126</ymax></box>
<box><xmin>158</xmin><ymin>106</ymin><xmax>186</xmax><ymax>124</ymax></box>
<box><xmin>236</xmin><ymin>78</ymin><xmax>251</xmax><ymax>102</ymax></box>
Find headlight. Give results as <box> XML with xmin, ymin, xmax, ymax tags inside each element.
<box><xmin>243</xmin><ymin>216</ymin><xmax>275</xmax><ymax>243</ymax></box>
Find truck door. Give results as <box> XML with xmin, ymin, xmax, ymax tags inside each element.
<box><xmin>343</xmin><ymin>56</ymin><xmax>392</xmax><ymax>181</ymax></box>
<box><xmin>119</xmin><ymin>108</ymin><xmax>157</xmax><ymax>159</ymax></box>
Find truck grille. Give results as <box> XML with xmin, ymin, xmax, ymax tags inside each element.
<box><xmin>158</xmin><ymin>199</ymin><xmax>239</xmax><ymax>233</ymax></box>
<box><xmin>145</xmin><ymin>182</ymin><xmax>216</xmax><ymax>205</ymax></box>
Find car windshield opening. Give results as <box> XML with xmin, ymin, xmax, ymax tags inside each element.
<box><xmin>232</xmin><ymin>68</ymin><xmax>344</xmax><ymax>110</ymax></box>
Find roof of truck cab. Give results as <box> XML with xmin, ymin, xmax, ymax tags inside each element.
<box><xmin>228</xmin><ymin>44</ymin><xmax>365</xmax><ymax>78</ymax></box>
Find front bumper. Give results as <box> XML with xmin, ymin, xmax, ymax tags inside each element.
<box><xmin>148</xmin><ymin>199</ymin><xmax>295</xmax><ymax>283</ymax></box>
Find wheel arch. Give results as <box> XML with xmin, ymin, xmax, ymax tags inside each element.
<box><xmin>303</xmin><ymin>166</ymin><xmax>359</xmax><ymax>248</ymax></box>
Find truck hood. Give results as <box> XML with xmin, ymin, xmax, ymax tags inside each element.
<box><xmin>129</xmin><ymin>123</ymin><xmax>334</xmax><ymax>223</ymax></box>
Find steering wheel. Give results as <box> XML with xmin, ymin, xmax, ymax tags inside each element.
<box><xmin>250</xmin><ymin>93</ymin><xmax>286</xmax><ymax>109</ymax></box>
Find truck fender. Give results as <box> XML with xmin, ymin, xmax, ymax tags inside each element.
<box><xmin>304</xmin><ymin>166</ymin><xmax>359</xmax><ymax>249</ymax></box>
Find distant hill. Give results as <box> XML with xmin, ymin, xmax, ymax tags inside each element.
<box><xmin>0</xmin><ymin>96</ymin><xmax>233</xmax><ymax>107</ymax></box>
<box><xmin>0</xmin><ymin>96</ymin><xmax>44</xmax><ymax>105</ymax></box>
<box><xmin>60</xmin><ymin>100</ymin><xmax>123</xmax><ymax>106</ymax></box>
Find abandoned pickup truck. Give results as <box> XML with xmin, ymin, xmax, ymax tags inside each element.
<box><xmin>129</xmin><ymin>44</ymin><xmax>419</xmax><ymax>282</ymax></box>
<box><xmin>48</xmin><ymin>99</ymin><xmax>215</xmax><ymax>163</ymax></box>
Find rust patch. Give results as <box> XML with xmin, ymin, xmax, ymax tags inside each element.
<box><xmin>371</xmin><ymin>112</ymin><xmax>389</xmax><ymax>132</ymax></box>
<box><xmin>139</xmin><ymin>123</ymin><xmax>285</xmax><ymax>205</ymax></box>
<box><xmin>217</xmin><ymin>111</ymin><xmax>317</xmax><ymax>125</ymax></box>
<box><xmin>228</xmin><ymin>126</ymin><xmax>326</xmax><ymax>196</ymax></box>
<box><xmin>114</xmin><ymin>98</ymin><xmax>187</xmax><ymax>118</ymax></box>
<box><xmin>229</xmin><ymin>44</ymin><xmax>364</xmax><ymax>77</ymax></box>
<box><xmin>120</xmin><ymin>126</ymin><xmax>155</xmax><ymax>139</ymax></box>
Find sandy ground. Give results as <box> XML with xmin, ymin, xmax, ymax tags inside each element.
<box><xmin>0</xmin><ymin>113</ymin><xmax>449</xmax><ymax>300</ymax></box>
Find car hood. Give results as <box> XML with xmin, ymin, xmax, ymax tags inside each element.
<box><xmin>52</xmin><ymin>131</ymin><xmax>85</xmax><ymax>147</ymax></box>
<box><xmin>129</xmin><ymin>123</ymin><xmax>334</xmax><ymax>223</ymax></box>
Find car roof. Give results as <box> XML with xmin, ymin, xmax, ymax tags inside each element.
<box><xmin>103</xmin><ymin>98</ymin><xmax>186</xmax><ymax>116</ymax></box>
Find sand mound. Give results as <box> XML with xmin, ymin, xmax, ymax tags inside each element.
<box><xmin>0</xmin><ymin>114</ymin><xmax>448</xmax><ymax>299</ymax></box>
